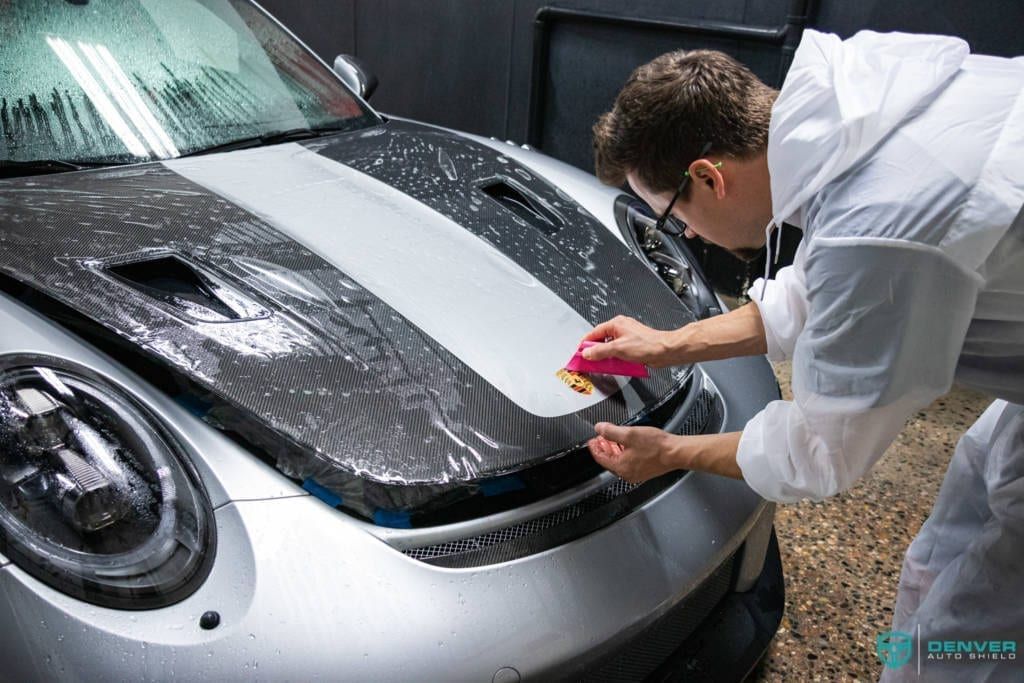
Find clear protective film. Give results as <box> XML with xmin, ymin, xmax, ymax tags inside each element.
<box><xmin>0</xmin><ymin>119</ymin><xmax>696</xmax><ymax>521</ymax></box>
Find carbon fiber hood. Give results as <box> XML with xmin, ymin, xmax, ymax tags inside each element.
<box><xmin>0</xmin><ymin>120</ymin><xmax>694</xmax><ymax>501</ymax></box>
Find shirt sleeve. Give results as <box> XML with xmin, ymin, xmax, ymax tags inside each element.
<box><xmin>737</xmin><ymin>237</ymin><xmax>982</xmax><ymax>503</ymax></box>
<box><xmin>748</xmin><ymin>241</ymin><xmax>808</xmax><ymax>362</ymax></box>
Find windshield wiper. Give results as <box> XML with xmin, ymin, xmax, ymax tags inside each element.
<box><xmin>0</xmin><ymin>159</ymin><xmax>110</xmax><ymax>179</ymax></box>
<box><xmin>179</xmin><ymin>126</ymin><xmax>354</xmax><ymax>158</ymax></box>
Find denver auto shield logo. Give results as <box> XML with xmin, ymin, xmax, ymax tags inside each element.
<box><xmin>877</xmin><ymin>631</ymin><xmax>914</xmax><ymax>669</ymax></box>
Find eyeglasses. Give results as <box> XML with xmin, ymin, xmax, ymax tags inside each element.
<box><xmin>652</xmin><ymin>141</ymin><xmax>720</xmax><ymax>236</ymax></box>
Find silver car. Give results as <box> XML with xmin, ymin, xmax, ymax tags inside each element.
<box><xmin>0</xmin><ymin>1</ymin><xmax>782</xmax><ymax>680</ymax></box>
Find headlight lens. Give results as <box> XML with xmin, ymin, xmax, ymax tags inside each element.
<box><xmin>614</xmin><ymin>195</ymin><xmax>722</xmax><ymax>318</ymax></box>
<box><xmin>0</xmin><ymin>359</ymin><xmax>214</xmax><ymax>609</ymax></box>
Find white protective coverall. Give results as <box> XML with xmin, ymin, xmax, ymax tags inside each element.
<box><xmin>734</xmin><ymin>30</ymin><xmax>1024</xmax><ymax>680</ymax></box>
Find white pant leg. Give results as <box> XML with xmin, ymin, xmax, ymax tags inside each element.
<box><xmin>881</xmin><ymin>400</ymin><xmax>1024</xmax><ymax>682</ymax></box>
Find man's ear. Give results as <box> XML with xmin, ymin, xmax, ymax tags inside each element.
<box><xmin>689</xmin><ymin>159</ymin><xmax>726</xmax><ymax>199</ymax></box>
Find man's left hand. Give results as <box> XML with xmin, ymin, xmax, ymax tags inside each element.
<box><xmin>587</xmin><ymin>425</ymin><xmax>746</xmax><ymax>482</ymax></box>
<box><xmin>586</xmin><ymin>423</ymin><xmax>677</xmax><ymax>484</ymax></box>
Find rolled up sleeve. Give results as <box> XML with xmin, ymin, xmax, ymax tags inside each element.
<box><xmin>748</xmin><ymin>243</ymin><xmax>808</xmax><ymax>362</ymax></box>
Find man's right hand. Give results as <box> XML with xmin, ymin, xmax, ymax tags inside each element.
<box><xmin>579</xmin><ymin>315</ymin><xmax>683</xmax><ymax>368</ymax></box>
<box><xmin>580</xmin><ymin>303</ymin><xmax>769</xmax><ymax>368</ymax></box>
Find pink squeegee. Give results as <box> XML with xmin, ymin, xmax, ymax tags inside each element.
<box><xmin>564</xmin><ymin>341</ymin><xmax>649</xmax><ymax>378</ymax></box>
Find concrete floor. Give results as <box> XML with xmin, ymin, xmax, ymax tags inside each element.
<box><xmin>747</xmin><ymin>362</ymin><xmax>991</xmax><ymax>682</ymax></box>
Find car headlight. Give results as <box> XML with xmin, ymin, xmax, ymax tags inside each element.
<box><xmin>614</xmin><ymin>195</ymin><xmax>723</xmax><ymax>319</ymax></box>
<box><xmin>0</xmin><ymin>358</ymin><xmax>214</xmax><ymax>609</ymax></box>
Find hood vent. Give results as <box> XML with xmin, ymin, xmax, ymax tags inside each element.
<box><xmin>479</xmin><ymin>178</ymin><xmax>565</xmax><ymax>235</ymax></box>
<box><xmin>102</xmin><ymin>254</ymin><xmax>269</xmax><ymax>323</ymax></box>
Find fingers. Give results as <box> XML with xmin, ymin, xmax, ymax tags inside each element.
<box><xmin>587</xmin><ymin>436</ymin><xmax>609</xmax><ymax>460</ymax></box>
<box><xmin>581</xmin><ymin>339</ymin><xmax>619</xmax><ymax>361</ymax></box>
<box><xmin>596</xmin><ymin>436</ymin><xmax>624</xmax><ymax>456</ymax></box>
<box><xmin>594</xmin><ymin>421</ymin><xmax>632</xmax><ymax>445</ymax></box>
<box><xmin>588</xmin><ymin>425</ymin><xmax>669</xmax><ymax>485</ymax></box>
<box><xmin>580</xmin><ymin>315</ymin><xmax>638</xmax><ymax>345</ymax></box>
<box><xmin>580</xmin><ymin>319</ymin><xmax>618</xmax><ymax>344</ymax></box>
<box><xmin>588</xmin><ymin>437</ymin><xmax>639</xmax><ymax>482</ymax></box>
<box><xmin>587</xmin><ymin>436</ymin><xmax>623</xmax><ymax>467</ymax></box>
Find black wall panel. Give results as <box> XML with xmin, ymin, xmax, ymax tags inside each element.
<box><xmin>528</xmin><ymin>9</ymin><xmax>796</xmax><ymax>171</ymax></box>
<box><xmin>814</xmin><ymin>0</ymin><xmax>1023</xmax><ymax>58</ymax></box>
<box><xmin>262</xmin><ymin>0</ymin><xmax>804</xmax><ymax>146</ymax></box>
<box><xmin>504</xmin><ymin>0</ymin><xmax>762</xmax><ymax>149</ymax></box>
<box><xmin>263</xmin><ymin>0</ymin><xmax>1021</xmax><ymax>164</ymax></box>
<box><xmin>351</xmin><ymin>1</ymin><xmax>516</xmax><ymax>136</ymax></box>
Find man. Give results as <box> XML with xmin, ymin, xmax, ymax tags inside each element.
<box><xmin>585</xmin><ymin>30</ymin><xmax>1023</xmax><ymax>681</ymax></box>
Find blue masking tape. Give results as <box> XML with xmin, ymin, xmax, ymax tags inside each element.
<box><xmin>175</xmin><ymin>394</ymin><xmax>212</xmax><ymax>418</ymax></box>
<box><xmin>373</xmin><ymin>509</ymin><xmax>412</xmax><ymax>528</ymax></box>
<box><xmin>479</xmin><ymin>475</ymin><xmax>526</xmax><ymax>496</ymax></box>
<box><xmin>302</xmin><ymin>478</ymin><xmax>343</xmax><ymax>508</ymax></box>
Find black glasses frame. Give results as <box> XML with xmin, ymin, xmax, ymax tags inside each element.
<box><xmin>652</xmin><ymin>141</ymin><xmax>714</xmax><ymax>235</ymax></box>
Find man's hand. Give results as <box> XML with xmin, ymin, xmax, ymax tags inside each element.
<box><xmin>580</xmin><ymin>316</ymin><xmax>682</xmax><ymax>368</ymax></box>
<box><xmin>581</xmin><ymin>303</ymin><xmax>770</xmax><ymax>368</ymax></box>
<box><xmin>588</xmin><ymin>426</ymin><xmax>746</xmax><ymax>482</ymax></box>
<box><xmin>586</xmin><ymin>423</ymin><xmax>676</xmax><ymax>483</ymax></box>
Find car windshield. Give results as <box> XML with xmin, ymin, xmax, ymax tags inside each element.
<box><xmin>0</xmin><ymin>0</ymin><xmax>379</xmax><ymax>167</ymax></box>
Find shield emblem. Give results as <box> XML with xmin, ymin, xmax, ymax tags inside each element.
<box><xmin>876</xmin><ymin>631</ymin><xmax>914</xmax><ymax>669</ymax></box>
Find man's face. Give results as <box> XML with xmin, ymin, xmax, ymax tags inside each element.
<box><xmin>626</xmin><ymin>167</ymin><xmax>767</xmax><ymax>261</ymax></box>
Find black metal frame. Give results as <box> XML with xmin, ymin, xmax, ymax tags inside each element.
<box><xmin>526</xmin><ymin>1</ymin><xmax>815</xmax><ymax>148</ymax></box>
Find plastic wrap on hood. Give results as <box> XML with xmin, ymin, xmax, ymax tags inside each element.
<box><xmin>0</xmin><ymin>119</ymin><xmax>695</xmax><ymax>519</ymax></box>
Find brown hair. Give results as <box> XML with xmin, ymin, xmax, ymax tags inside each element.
<box><xmin>593</xmin><ymin>49</ymin><xmax>777</xmax><ymax>193</ymax></box>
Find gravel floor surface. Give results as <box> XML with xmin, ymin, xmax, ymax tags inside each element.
<box><xmin>747</xmin><ymin>362</ymin><xmax>990</xmax><ymax>682</ymax></box>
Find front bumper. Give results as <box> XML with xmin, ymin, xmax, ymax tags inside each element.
<box><xmin>0</xmin><ymin>482</ymin><xmax>779</xmax><ymax>682</ymax></box>
<box><xmin>0</xmin><ymin>292</ymin><xmax>784</xmax><ymax>680</ymax></box>
<box><xmin>645</xmin><ymin>530</ymin><xmax>784</xmax><ymax>682</ymax></box>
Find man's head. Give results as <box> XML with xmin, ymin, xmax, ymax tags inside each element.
<box><xmin>593</xmin><ymin>50</ymin><xmax>777</xmax><ymax>258</ymax></box>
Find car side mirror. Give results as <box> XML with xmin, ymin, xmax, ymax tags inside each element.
<box><xmin>332</xmin><ymin>54</ymin><xmax>378</xmax><ymax>100</ymax></box>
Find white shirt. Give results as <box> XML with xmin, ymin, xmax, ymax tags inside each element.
<box><xmin>736</xmin><ymin>30</ymin><xmax>1024</xmax><ymax>502</ymax></box>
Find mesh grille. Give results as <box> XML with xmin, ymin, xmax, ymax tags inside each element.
<box><xmin>403</xmin><ymin>388</ymin><xmax>718</xmax><ymax>565</ymax></box>
<box><xmin>405</xmin><ymin>478</ymin><xmax>637</xmax><ymax>561</ymax></box>
<box><xmin>582</xmin><ymin>552</ymin><xmax>737</xmax><ymax>682</ymax></box>
<box><xmin>675</xmin><ymin>386</ymin><xmax>715</xmax><ymax>436</ymax></box>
